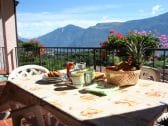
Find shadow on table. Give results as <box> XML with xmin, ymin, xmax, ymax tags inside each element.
<box><xmin>36</xmin><ymin>79</ymin><xmax>71</xmax><ymax>85</ymax></box>
<box><xmin>36</xmin><ymin>79</ymin><xmax>76</xmax><ymax>91</ymax></box>
<box><xmin>36</xmin><ymin>79</ymin><xmax>65</xmax><ymax>85</ymax></box>
<box><xmin>83</xmin><ymin>105</ymin><xmax>165</xmax><ymax>126</ymax></box>
<box><xmin>54</xmin><ymin>86</ymin><xmax>76</xmax><ymax>91</ymax></box>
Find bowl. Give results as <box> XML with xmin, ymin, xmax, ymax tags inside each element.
<box><xmin>105</xmin><ymin>69</ymin><xmax>141</xmax><ymax>86</ymax></box>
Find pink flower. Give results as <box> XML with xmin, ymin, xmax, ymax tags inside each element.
<box><xmin>161</xmin><ymin>34</ymin><xmax>167</xmax><ymax>38</ymax></box>
<box><xmin>116</xmin><ymin>33</ymin><xmax>123</xmax><ymax>38</ymax></box>
<box><xmin>159</xmin><ymin>34</ymin><xmax>168</xmax><ymax>48</ymax></box>
<box><xmin>137</xmin><ymin>31</ymin><xmax>147</xmax><ymax>36</ymax></box>
<box><xmin>160</xmin><ymin>34</ymin><xmax>167</xmax><ymax>43</ymax></box>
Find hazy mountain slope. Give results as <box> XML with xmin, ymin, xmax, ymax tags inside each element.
<box><xmin>39</xmin><ymin>25</ymin><xmax>85</xmax><ymax>47</ymax></box>
<box><xmin>37</xmin><ymin>12</ymin><xmax>168</xmax><ymax>47</ymax></box>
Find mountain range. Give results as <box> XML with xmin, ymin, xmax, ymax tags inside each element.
<box><xmin>36</xmin><ymin>12</ymin><xmax>168</xmax><ymax>47</ymax></box>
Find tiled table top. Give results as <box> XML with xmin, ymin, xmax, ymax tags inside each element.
<box><xmin>7</xmin><ymin>76</ymin><xmax>168</xmax><ymax>126</ymax></box>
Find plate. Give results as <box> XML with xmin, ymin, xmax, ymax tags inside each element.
<box><xmin>42</xmin><ymin>74</ymin><xmax>66</xmax><ymax>81</ymax></box>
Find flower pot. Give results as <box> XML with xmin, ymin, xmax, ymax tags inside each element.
<box><xmin>105</xmin><ymin>69</ymin><xmax>141</xmax><ymax>86</ymax></box>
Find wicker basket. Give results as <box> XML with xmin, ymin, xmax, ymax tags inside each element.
<box><xmin>105</xmin><ymin>69</ymin><xmax>141</xmax><ymax>86</ymax></box>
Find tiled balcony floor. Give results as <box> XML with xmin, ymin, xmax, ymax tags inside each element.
<box><xmin>0</xmin><ymin>118</ymin><xmax>12</xmax><ymax>126</ymax></box>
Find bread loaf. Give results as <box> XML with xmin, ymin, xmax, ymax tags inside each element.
<box><xmin>94</xmin><ymin>72</ymin><xmax>105</xmax><ymax>79</ymax></box>
<box><xmin>44</xmin><ymin>71</ymin><xmax>63</xmax><ymax>77</ymax></box>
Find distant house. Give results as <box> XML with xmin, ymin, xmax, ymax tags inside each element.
<box><xmin>0</xmin><ymin>0</ymin><xmax>18</xmax><ymax>74</ymax></box>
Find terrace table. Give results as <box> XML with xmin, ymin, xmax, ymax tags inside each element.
<box><xmin>1</xmin><ymin>75</ymin><xmax>168</xmax><ymax>126</ymax></box>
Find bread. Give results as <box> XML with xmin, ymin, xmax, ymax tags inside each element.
<box><xmin>94</xmin><ymin>72</ymin><xmax>105</xmax><ymax>79</ymax></box>
<box><xmin>44</xmin><ymin>71</ymin><xmax>63</xmax><ymax>77</ymax></box>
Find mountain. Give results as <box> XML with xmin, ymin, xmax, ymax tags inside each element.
<box><xmin>38</xmin><ymin>12</ymin><xmax>168</xmax><ymax>47</ymax></box>
<box><xmin>38</xmin><ymin>25</ymin><xmax>85</xmax><ymax>47</ymax></box>
<box><xmin>18</xmin><ymin>36</ymin><xmax>30</xmax><ymax>42</ymax></box>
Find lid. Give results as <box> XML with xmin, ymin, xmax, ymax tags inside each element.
<box><xmin>70</xmin><ymin>71</ymin><xmax>84</xmax><ymax>77</ymax></box>
<box><xmin>106</xmin><ymin>66</ymin><xmax>115</xmax><ymax>70</ymax></box>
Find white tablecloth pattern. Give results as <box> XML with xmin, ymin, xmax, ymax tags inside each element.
<box><xmin>12</xmin><ymin>76</ymin><xmax>168</xmax><ymax>125</ymax></box>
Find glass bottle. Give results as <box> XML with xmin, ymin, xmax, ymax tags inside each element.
<box><xmin>66</xmin><ymin>62</ymin><xmax>75</xmax><ymax>78</ymax></box>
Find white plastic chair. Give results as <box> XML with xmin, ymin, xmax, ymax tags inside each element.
<box><xmin>11</xmin><ymin>105</ymin><xmax>45</xmax><ymax>126</ymax></box>
<box><xmin>4</xmin><ymin>65</ymin><xmax>49</xmax><ymax>125</ymax></box>
<box><xmin>8</xmin><ymin>65</ymin><xmax>49</xmax><ymax>82</ymax></box>
<box><xmin>140</xmin><ymin>66</ymin><xmax>160</xmax><ymax>82</ymax></box>
<box><xmin>4</xmin><ymin>65</ymin><xmax>66</xmax><ymax>125</ymax></box>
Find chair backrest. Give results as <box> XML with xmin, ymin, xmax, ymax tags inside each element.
<box><xmin>140</xmin><ymin>66</ymin><xmax>160</xmax><ymax>81</ymax></box>
<box><xmin>8</xmin><ymin>65</ymin><xmax>49</xmax><ymax>82</ymax></box>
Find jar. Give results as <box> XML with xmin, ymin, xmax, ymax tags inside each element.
<box><xmin>106</xmin><ymin>66</ymin><xmax>116</xmax><ymax>70</ymax></box>
<box><xmin>75</xmin><ymin>62</ymin><xmax>86</xmax><ymax>70</ymax></box>
<box><xmin>70</xmin><ymin>71</ymin><xmax>85</xmax><ymax>88</ymax></box>
<box><xmin>66</xmin><ymin>62</ymin><xmax>75</xmax><ymax>78</ymax></box>
<box><xmin>85</xmin><ymin>70</ymin><xmax>93</xmax><ymax>85</ymax></box>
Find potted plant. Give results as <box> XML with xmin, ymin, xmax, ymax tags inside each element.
<box><xmin>100</xmin><ymin>30</ymin><xmax>160</xmax><ymax>86</ymax></box>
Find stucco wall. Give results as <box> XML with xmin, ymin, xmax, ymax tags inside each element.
<box><xmin>0</xmin><ymin>17</ymin><xmax>4</xmax><ymax>46</ymax></box>
<box><xmin>0</xmin><ymin>1</ymin><xmax>3</xmax><ymax>46</ymax></box>
<box><xmin>0</xmin><ymin>1</ymin><xmax>6</xmax><ymax>72</ymax></box>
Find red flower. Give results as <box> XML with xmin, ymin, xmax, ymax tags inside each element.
<box><xmin>110</xmin><ymin>29</ymin><xmax>115</xmax><ymax>35</ymax></box>
<box><xmin>30</xmin><ymin>39</ymin><xmax>46</xmax><ymax>56</ymax></box>
<box><xmin>100</xmin><ymin>41</ymin><xmax>108</xmax><ymax>48</ymax></box>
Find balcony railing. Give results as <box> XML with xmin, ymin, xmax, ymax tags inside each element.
<box><xmin>0</xmin><ymin>47</ymin><xmax>7</xmax><ymax>74</ymax></box>
<box><xmin>15</xmin><ymin>47</ymin><xmax>168</xmax><ymax>82</ymax></box>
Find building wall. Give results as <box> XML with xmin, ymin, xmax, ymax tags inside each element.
<box><xmin>0</xmin><ymin>0</ymin><xmax>17</xmax><ymax>73</ymax></box>
<box><xmin>0</xmin><ymin>13</ymin><xmax>4</xmax><ymax>46</ymax></box>
<box><xmin>0</xmin><ymin>1</ymin><xmax>6</xmax><ymax>73</ymax></box>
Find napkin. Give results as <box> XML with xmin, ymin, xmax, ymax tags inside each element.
<box><xmin>84</xmin><ymin>83</ymin><xmax>119</xmax><ymax>96</ymax></box>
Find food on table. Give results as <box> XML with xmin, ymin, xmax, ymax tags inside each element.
<box><xmin>44</xmin><ymin>71</ymin><xmax>63</xmax><ymax>77</ymax></box>
<box><xmin>70</xmin><ymin>71</ymin><xmax>85</xmax><ymax>87</ymax></box>
<box><xmin>94</xmin><ymin>72</ymin><xmax>105</xmax><ymax>79</ymax></box>
<box><xmin>71</xmin><ymin>71</ymin><xmax>84</xmax><ymax>77</ymax></box>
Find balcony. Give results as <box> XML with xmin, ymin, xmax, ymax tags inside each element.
<box><xmin>14</xmin><ymin>47</ymin><xmax>168</xmax><ymax>82</ymax></box>
<box><xmin>0</xmin><ymin>47</ymin><xmax>168</xmax><ymax>126</ymax></box>
<box><xmin>0</xmin><ymin>47</ymin><xmax>7</xmax><ymax>75</ymax></box>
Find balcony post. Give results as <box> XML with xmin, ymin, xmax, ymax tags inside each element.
<box><xmin>0</xmin><ymin>0</ymin><xmax>18</xmax><ymax>74</ymax></box>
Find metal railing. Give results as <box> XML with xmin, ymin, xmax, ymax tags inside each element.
<box><xmin>146</xmin><ymin>48</ymin><xmax>168</xmax><ymax>82</ymax></box>
<box><xmin>15</xmin><ymin>47</ymin><xmax>168</xmax><ymax>82</ymax></box>
<box><xmin>0</xmin><ymin>47</ymin><xmax>7</xmax><ymax>74</ymax></box>
<box><xmin>16</xmin><ymin>47</ymin><xmax>111</xmax><ymax>70</ymax></box>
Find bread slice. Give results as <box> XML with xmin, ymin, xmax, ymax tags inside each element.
<box><xmin>94</xmin><ymin>72</ymin><xmax>105</xmax><ymax>79</ymax></box>
<box><xmin>44</xmin><ymin>71</ymin><xmax>63</xmax><ymax>77</ymax></box>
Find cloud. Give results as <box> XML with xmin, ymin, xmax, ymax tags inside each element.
<box><xmin>152</xmin><ymin>5</ymin><xmax>164</xmax><ymax>15</ymax></box>
<box><xmin>138</xmin><ymin>9</ymin><xmax>145</xmax><ymax>13</ymax></box>
<box><xmin>102</xmin><ymin>16</ymin><xmax>123</xmax><ymax>22</ymax></box>
<box><xmin>62</xmin><ymin>4</ymin><xmax>121</xmax><ymax>14</ymax></box>
<box><xmin>17</xmin><ymin>4</ymin><xmax>123</xmax><ymax>38</ymax></box>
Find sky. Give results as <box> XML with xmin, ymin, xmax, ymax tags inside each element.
<box><xmin>16</xmin><ymin>0</ymin><xmax>168</xmax><ymax>39</ymax></box>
